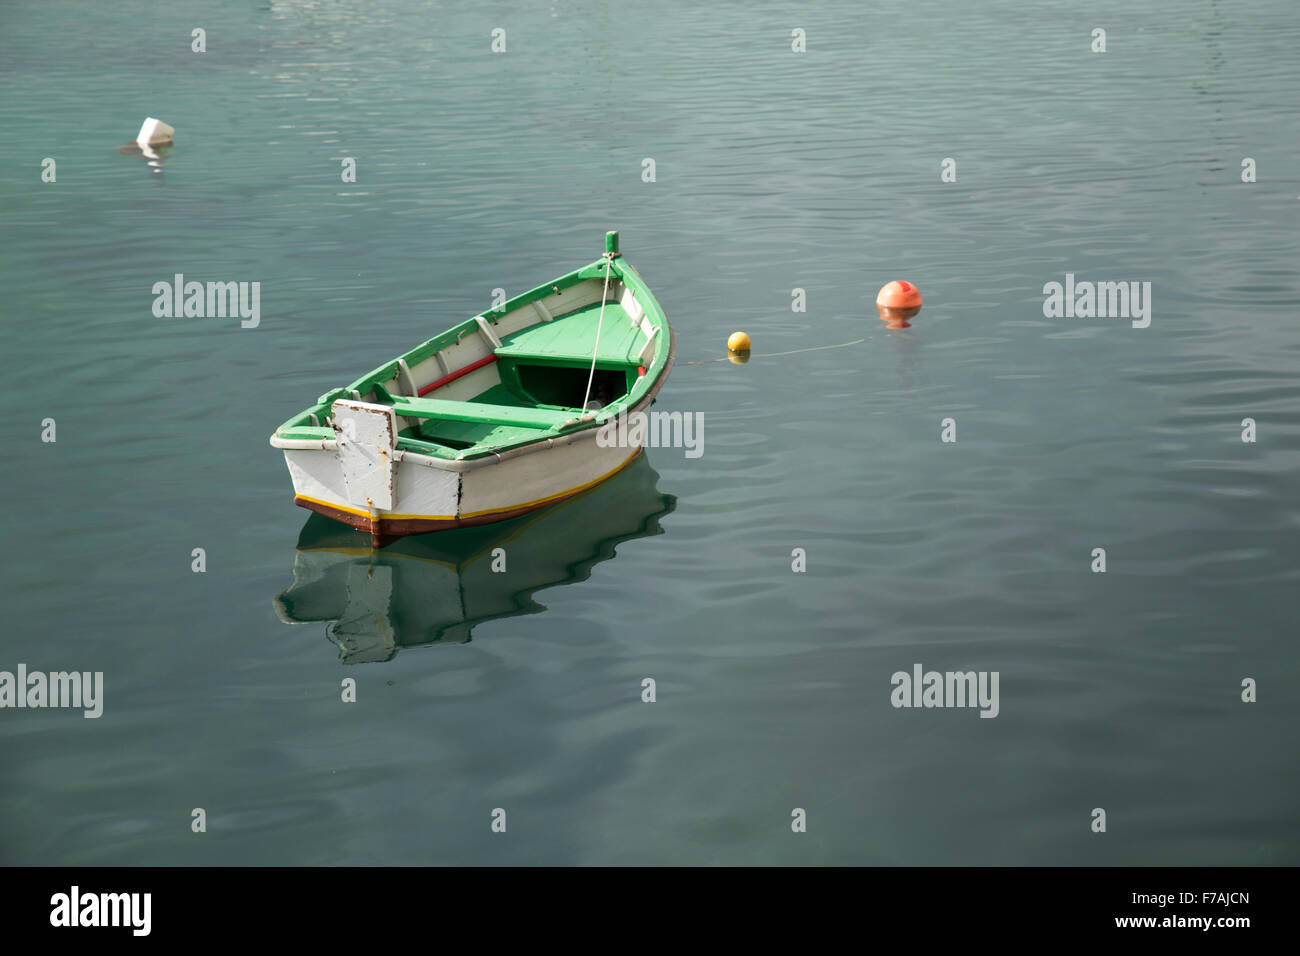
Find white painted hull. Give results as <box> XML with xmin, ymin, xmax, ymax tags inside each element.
<box><xmin>281</xmin><ymin>420</ymin><xmax>644</xmax><ymax>544</ymax></box>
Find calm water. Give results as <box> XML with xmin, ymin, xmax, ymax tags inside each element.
<box><xmin>1</xmin><ymin>0</ymin><xmax>1297</xmax><ymax>865</ymax></box>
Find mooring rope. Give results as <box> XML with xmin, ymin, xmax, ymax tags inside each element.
<box><xmin>683</xmin><ymin>337</ymin><xmax>867</xmax><ymax>365</ymax></box>
<box><xmin>581</xmin><ymin>256</ymin><xmax>614</xmax><ymax>413</ymax></box>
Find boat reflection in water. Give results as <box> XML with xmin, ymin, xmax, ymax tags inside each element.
<box><xmin>273</xmin><ymin>453</ymin><xmax>675</xmax><ymax>663</ymax></box>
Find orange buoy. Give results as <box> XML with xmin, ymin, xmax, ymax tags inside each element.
<box><xmin>876</xmin><ymin>280</ymin><xmax>922</xmax><ymax>328</ymax></box>
<box><xmin>876</xmin><ymin>280</ymin><xmax>922</xmax><ymax>310</ymax></box>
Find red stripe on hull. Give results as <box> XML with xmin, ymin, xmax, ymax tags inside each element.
<box><xmin>294</xmin><ymin>495</ymin><xmax>544</xmax><ymax>546</ymax></box>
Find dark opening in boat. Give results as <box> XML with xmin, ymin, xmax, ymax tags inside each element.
<box><xmin>516</xmin><ymin>364</ymin><xmax>629</xmax><ymax>409</ymax></box>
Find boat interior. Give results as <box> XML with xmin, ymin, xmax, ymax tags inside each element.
<box><xmin>274</xmin><ymin>262</ymin><xmax>668</xmax><ymax>461</ymax></box>
<box><xmin>391</xmin><ymin>299</ymin><xmax>647</xmax><ymax>454</ymax></box>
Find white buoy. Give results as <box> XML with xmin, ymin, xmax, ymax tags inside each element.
<box><xmin>135</xmin><ymin>117</ymin><xmax>174</xmax><ymax>147</ymax></box>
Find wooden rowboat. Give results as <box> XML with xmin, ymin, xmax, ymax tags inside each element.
<box><xmin>270</xmin><ymin>232</ymin><xmax>673</xmax><ymax>547</ymax></box>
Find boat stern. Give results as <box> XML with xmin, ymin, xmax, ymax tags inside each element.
<box><xmin>274</xmin><ymin>400</ymin><xmax>462</xmax><ymax>546</ymax></box>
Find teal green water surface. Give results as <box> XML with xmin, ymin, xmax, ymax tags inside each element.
<box><xmin>1</xmin><ymin>0</ymin><xmax>1297</xmax><ymax>864</ymax></box>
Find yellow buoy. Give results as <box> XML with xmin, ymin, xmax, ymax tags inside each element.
<box><xmin>727</xmin><ymin>331</ymin><xmax>751</xmax><ymax>352</ymax></box>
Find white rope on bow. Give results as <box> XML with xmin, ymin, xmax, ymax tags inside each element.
<box><xmin>581</xmin><ymin>256</ymin><xmax>613</xmax><ymax>414</ymax></box>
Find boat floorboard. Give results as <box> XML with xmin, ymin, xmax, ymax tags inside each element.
<box><xmin>405</xmin><ymin>420</ymin><xmax>542</xmax><ymax>451</ymax></box>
